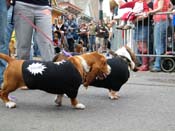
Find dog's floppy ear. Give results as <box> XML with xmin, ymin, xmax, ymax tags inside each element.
<box><xmin>83</xmin><ymin>57</ymin><xmax>107</xmax><ymax>87</ymax></box>
<box><xmin>83</xmin><ymin>63</ymin><xmax>100</xmax><ymax>88</ymax></box>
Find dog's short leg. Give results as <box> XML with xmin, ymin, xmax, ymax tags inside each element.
<box><xmin>70</xmin><ymin>98</ymin><xmax>85</xmax><ymax>109</ymax></box>
<box><xmin>0</xmin><ymin>90</ymin><xmax>16</xmax><ymax>108</ymax></box>
<box><xmin>54</xmin><ymin>94</ymin><xmax>63</xmax><ymax>106</ymax></box>
<box><xmin>108</xmin><ymin>90</ymin><xmax>120</xmax><ymax>100</ymax></box>
<box><xmin>0</xmin><ymin>83</ymin><xmax>17</xmax><ymax>108</ymax></box>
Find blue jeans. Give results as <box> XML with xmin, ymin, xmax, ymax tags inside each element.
<box><xmin>0</xmin><ymin>0</ymin><xmax>8</xmax><ymax>85</ymax></box>
<box><xmin>153</xmin><ymin>21</ymin><xmax>168</xmax><ymax>69</ymax></box>
<box><xmin>134</xmin><ymin>25</ymin><xmax>149</xmax><ymax>42</ymax></box>
<box><xmin>6</xmin><ymin>6</ymin><xmax>15</xmax><ymax>45</ymax></box>
<box><xmin>89</xmin><ymin>35</ymin><xmax>96</xmax><ymax>51</ymax></box>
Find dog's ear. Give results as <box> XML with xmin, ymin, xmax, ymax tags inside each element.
<box><xmin>100</xmin><ymin>57</ymin><xmax>106</xmax><ymax>65</ymax></box>
<box><xmin>83</xmin><ymin>64</ymin><xmax>100</xmax><ymax>88</ymax></box>
<box><xmin>52</xmin><ymin>54</ymin><xmax>68</xmax><ymax>62</ymax></box>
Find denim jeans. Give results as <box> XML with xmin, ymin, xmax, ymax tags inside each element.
<box><xmin>7</xmin><ymin>6</ymin><xmax>15</xmax><ymax>45</ymax></box>
<box><xmin>0</xmin><ymin>0</ymin><xmax>8</xmax><ymax>85</ymax></box>
<box><xmin>89</xmin><ymin>35</ymin><xmax>96</xmax><ymax>51</ymax></box>
<box><xmin>153</xmin><ymin>21</ymin><xmax>168</xmax><ymax>69</ymax></box>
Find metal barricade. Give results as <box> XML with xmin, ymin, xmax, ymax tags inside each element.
<box><xmin>112</xmin><ymin>12</ymin><xmax>175</xmax><ymax>72</ymax></box>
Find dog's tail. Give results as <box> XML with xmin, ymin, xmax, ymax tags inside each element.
<box><xmin>0</xmin><ymin>53</ymin><xmax>14</xmax><ymax>63</ymax></box>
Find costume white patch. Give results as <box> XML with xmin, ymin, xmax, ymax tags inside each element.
<box><xmin>27</xmin><ymin>63</ymin><xmax>47</xmax><ymax>76</ymax></box>
<box><xmin>54</xmin><ymin>60</ymin><xmax>66</xmax><ymax>66</ymax></box>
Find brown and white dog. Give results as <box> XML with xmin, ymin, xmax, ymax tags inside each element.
<box><xmin>54</xmin><ymin>46</ymin><xmax>137</xmax><ymax>102</ymax></box>
<box><xmin>0</xmin><ymin>52</ymin><xmax>111</xmax><ymax>109</ymax></box>
<box><xmin>91</xmin><ymin>45</ymin><xmax>138</xmax><ymax>99</ymax></box>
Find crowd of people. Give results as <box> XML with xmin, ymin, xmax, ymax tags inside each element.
<box><xmin>52</xmin><ymin>14</ymin><xmax>112</xmax><ymax>54</ymax></box>
<box><xmin>0</xmin><ymin>0</ymin><xmax>175</xmax><ymax>88</ymax></box>
<box><xmin>113</xmin><ymin>0</ymin><xmax>174</xmax><ymax>72</ymax></box>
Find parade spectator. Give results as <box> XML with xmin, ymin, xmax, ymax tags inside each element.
<box><xmin>149</xmin><ymin>0</ymin><xmax>170</xmax><ymax>72</ymax></box>
<box><xmin>79</xmin><ymin>23</ymin><xmax>89</xmax><ymax>51</ymax></box>
<box><xmin>14</xmin><ymin>0</ymin><xmax>55</xmax><ymax>61</ymax></box>
<box><xmin>53</xmin><ymin>17</ymin><xmax>67</xmax><ymax>53</ymax></box>
<box><xmin>116</xmin><ymin>0</ymin><xmax>149</xmax><ymax>30</ymax></box>
<box><xmin>6</xmin><ymin>0</ymin><xmax>15</xmax><ymax>48</ymax></box>
<box><xmin>134</xmin><ymin>0</ymin><xmax>153</xmax><ymax>71</ymax></box>
<box><xmin>106</xmin><ymin>22</ymin><xmax>113</xmax><ymax>49</ymax></box>
<box><xmin>95</xmin><ymin>20</ymin><xmax>108</xmax><ymax>52</ymax></box>
<box><xmin>64</xmin><ymin>14</ymin><xmax>78</xmax><ymax>52</ymax></box>
<box><xmin>88</xmin><ymin>20</ymin><xmax>96</xmax><ymax>51</ymax></box>
<box><xmin>0</xmin><ymin>0</ymin><xmax>8</xmax><ymax>87</ymax></box>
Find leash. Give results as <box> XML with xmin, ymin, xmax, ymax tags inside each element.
<box><xmin>17</xmin><ymin>12</ymin><xmax>55</xmax><ymax>45</ymax></box>
<box><xmin>62</xmin><ymin>49</ymin><xmax>72</xmax><ymax>57</ymax></box>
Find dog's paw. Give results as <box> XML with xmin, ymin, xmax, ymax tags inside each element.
<box><xmin>5</xmin><ymin>101</ymin><xmax>16</xmax><ymax>108</ymax></box>
<box><xmin>74</xmin><ymin>103</ymin><xmax>86</xmax><ymax>110</ymax></box>
<box><xmin>54</xmin><ymin>95</ymin><xmax>62</xmax><ymax>106</ymax></box>
<box><xmin>108</xmin><ymin>91</ymin><xmax>120</xmax><ymax>100</ymax></box>
<box><xmin>109</xmin><ymin>95</ymin><xmax>119</xmax><ymax>100</ymax></box>
<box><xmin>83</xmin><ymin>82</ymin><xmax>88</xmax><ymax>88</ymax></box>
<box><xmin>108</xmin><ymin>93</ymin><xmax>120</xmax><ymax>100</ymax></box>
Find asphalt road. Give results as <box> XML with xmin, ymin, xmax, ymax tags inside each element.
<box><xmin>0</xmin><ymin>72</ymin><xmax>175</xmax><ymax>131</ymax></box>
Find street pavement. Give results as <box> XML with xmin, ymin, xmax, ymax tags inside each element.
<box><xmin>0</xmin><ymin>71</ymin><xmax>175</xmax><ymax>131</ymax></box>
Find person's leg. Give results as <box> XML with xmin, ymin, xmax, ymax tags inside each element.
<box><xmin>90</xmin><ymin>35</ymin><xmax>96</xmax><ymax>52</ymax></box>
<box><xmin>34</xmin><ymin>6</ymin><xmax>55</xmax><ymax>61</ymax></box>
<box><xmin>137</xmin><ymin>26</ymin><xmax>149</xmax><ymax>71</ymax></box>
<box><xmin>14</xmin><ymin>2</ymin><xmax>34</xmax><ymax>60</ymax></box>
<box><xmin>67</xmin><ymin>38</ymin><xmax>74</xmax><ymax>52</ymax></box>
<box><xmin>6</xmin><ymin>6</ymin><xmax>14</xmax><ymax>45</ymax></box>
<box><xmin>138</xmin><ymin>41</ymin><xmax>149</xmax><ymax>71</ymax></box>
<box><xmin>69</xmin><ymin>38</ymin><xmax>75</xmax><ymax>52</ymax></box>
<box><xmin>0</xmin><ymin>0</ymin><xmax>8</xmax><ymax>86</ymax></box>
<box><xmin>92</xmin><ymin>35</ymin><xmax>96</xmax><ymax>51</ymax></box>
<box><xmin>89</xmin><ymin>35</ymin><xmax>93</xmax><ymax>51</ymax></box>
<box><xmin>151</xmin><ymin>21</ymin><xmax>167</xmax><ymax>71</ymax></box>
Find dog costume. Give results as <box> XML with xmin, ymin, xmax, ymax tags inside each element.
<box><xmin>91</xmin><ymin>57</ymin><xmax>130</xmax><ymax>92</ymax></box>
<box><xmin>22</xmin><ymin>60</ymin><xmax>82</xmax><ymax>98</ymax></box>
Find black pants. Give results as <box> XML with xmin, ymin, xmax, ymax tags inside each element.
<box><xmin>67</xmin><ymin>38</ymin><xmax>74</xmax><ymax>52</ymax></box>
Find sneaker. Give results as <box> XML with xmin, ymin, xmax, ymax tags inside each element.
<box><xmin>150</xmin><ymin>67</ymin><xmax>161</xmax><ymax>72</ymax></box>
<box><xmin>116</xmin><ymin>24</ymin><xmax>125</xmax><ymax>29</ymax></box>
<box><xmin>116</xmin><ymin>20</ymin><xmax>126</xmax><ymax>29</ymax></box>
<box><xmin>123</xmin><ymin>23</ymin><xmax>135</xmax><ymax>30</ymax></box>
<box><xmin>123</xmin><ymin>24</ymin><xmax>132</xmax><ymax>30</ymax></box>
